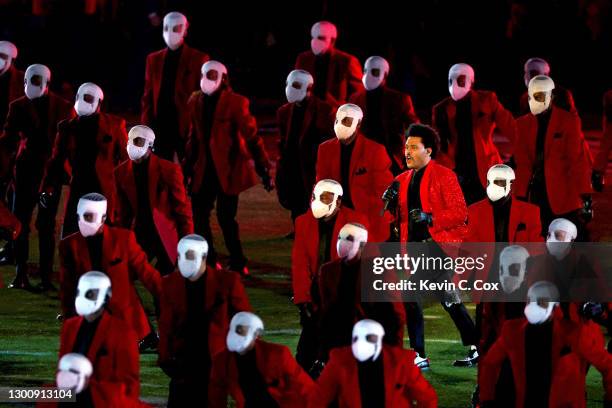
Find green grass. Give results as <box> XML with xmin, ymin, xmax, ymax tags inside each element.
<box><xmin>0</xmin><ymin>185</ymin><xmax>607</xmax><ymax>407</ymax></box>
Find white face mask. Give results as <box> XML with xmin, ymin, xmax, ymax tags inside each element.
<box><xmin>77</xmin><ymin>198</ymin><xmax>107</xmax><ymax>238</ymax></box>
<box><xmin>162</xmin><ymin>12</ymin><xmax>187</xmax><ymax>50</ymax></box>
<box><xmin>449</xmin><ymin>80</ymin><xmax>470</xmax><ymax>101</ymax></box>
<box><xmin>486</xmin><ymin>183</ymin><xmax>506</xmax><ymax>202</ymax></box>
<box><xmin>227</xmin><ymin>312</ymin><xmax>264</xmax><ymax>354</ymax></box>
<box><xmin>351</xmin><ymin>319</ymin><xmax>384</xmax><ymax>362</ymax></box>
<box><xmin>74</xmin><ymin>99</ymin><xmax>97</xmax><ymax>117</ymax></box>
<box><xmin>448</xmin><ymin>63</ymin><xmax>474</xmax><ymax>101</ymax></box>
<box><xmin>56</xmin><ymin>371</ymin><xmax>81</xmax><ymax>392</ymax></box>
<box><xmin>127</xmin><ymin>144</ymin><xmax>149</xmax><ymax>161</ymax></box>
<box><xmin>311</xmin><ymin>38</ymin><xmax>330</xmax><ymax>56</ymax></box>
<box><xmin>163</xmin><ymin>31</ymin><xmax>183</xmax><ymax>50</ymax></box>
<box><xmin>524</xmin><ymin>301</ymin><xmax>555</xmax><ymax>324</ymax></box>
<box><xmin>545</xmin><ymin>218</ymin><xmax>576</xmax><ymax>260</ymax></box>
<box><xmin>528</xmin><ymin>75</ymin><xmax>555</xmax><ymax>115</ymax></box>
<box><xmin>57</xmin><ymin>354</ymin><xmax>92</xmax><ymax>394</ymax></box>
<box><xmin>334</xmin><ymin>104</ymin><xmax>363</xmax><ymax>141</ymax></box>
<box><xmin>336</xmin><ymin>223</ymin><xmax>368</xmax><ymax>261</ymax></box>
<box><xmin>75</xmin><ymin>272</ymin><xmax>111</xmax><ymax>317</ymax></box>
<box><xmin>362</xmin><ymin>73</ymin><xmax>383</xmax><ymax>91</ymax></box>
<box><xmin>311</xmin><ymin>199</ymin><xmax>335</xmax><ymax>219</ymax></box>
<box><xmin>310</xmin><ymin>180</ymin><xmax>342</xmax><ymax>219</ymax></box>
<box><xmin>362</xmin><ymin>56</ymin><xmax>389</xmax><ymax>91</ymax></box>
<box><xmin>200</xmin><ymin>61</ymin><xmax>228</xmax><ymax>96</ymax></box>
<box><xmin>546</xmin><ymin>237</ymin><xmax>572</xmax><ymax>261</ymax></box>
<box><xmin>499</xmin><ymin>245</ymin><xmax>529</xmax><ymax>294</ymax></box>
<box><xmin>177</xmin><ymin>236</ymin><xmax>208</xmax><ymax>280</ymax></box>
<box><xmin>0</xmin><ymin>58</ymin><xmax>7</xmax><ymax>72</ymax></box>
<box><xmin>528</xmin><ymin>94</ymin><xmax>552</xmax><ymax>115</ymax></box>
<box><xmin>25</xmin><ymin>83</ymin><xmax>45</xmax><ymax>100</ymax></box>
<box><xmin>286</xmin><ymin>86</ymin><xmax>305</xmax><ymax>103</ymax></box>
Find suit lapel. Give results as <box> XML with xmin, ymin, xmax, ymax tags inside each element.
<box><xmin>86</xmin><ymin>312</ymin><xmax>110</xmax><ymax>363</ymax></box>
<box><xmin>349</xmin><ymin>135</ymin><xmax>364</xmax><ymax>187</ymax></box>
<box><xmin>544</xmin><ymin>107</ymin><xmax>558</xmax><ymax>161</ymax></box>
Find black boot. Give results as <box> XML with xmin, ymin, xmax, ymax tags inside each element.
<box><xmin>8</xmin><ymin>264</ymin><xmax>33</xmax><ymax>290</ymax></box>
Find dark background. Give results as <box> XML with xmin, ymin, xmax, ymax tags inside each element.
<box><xmin>1</xmin><ymin>0</ymin><xmax>611</xmax><ymax>122</ymax></box>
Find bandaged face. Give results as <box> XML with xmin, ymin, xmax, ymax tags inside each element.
<box><xmin>285</xmin><ymin>70</ymin><xmax>313</xmax><ymax>103</ymax></box>
<box><xmin>56</xmin><ymin>354</ymin><xmax>93</xmax><ymax>394</ymax></box>
<box><xmin>334</xmin><ymin>104</ymin><xmax>363</xmax><ymax>141</ymax></box>
<box><xmin>24</xmin><ymin>64</ymin><xmax>50</xmax><ymax>100</ymax></box>
<box><xmin>0</xmin><ymin>41</ymin><xmax>17</xmax><ymax>74</ymax></box>
<box><xmin>77</xmin><ymin>194</ymin><xmax>107</xmax><ymax>237</ymax></box>
<box><xmin>486</xmin><ymin>164</ymin><xmax>515</xmax><ymax>202</ymax></box>
<box><xmin>310</xmin><ymin>21</ymin><xmax>337</xmax><ymax>56</ymax></box>
<box><xmin>448</xmin><ymin>63</ymin><xmax>474</xmax><ymax>101</ymax></box>
<box><xmin>200</xmin><ymin>60</ymin><xmax>227</xmax><ymax>95</ymax></box>
<box><xmin>499</xmin><ymin>245</ymin><xmax>529</xmax><ymax>294</ymax></box>
<box><xmin>75</xmin><ymin>271</ymin><xmax>111</xmax><ymax>317</ymax></box>
<box><xmin>311</xmin><ymin>179</ymin><xmax>343</xmax><ymax>219</ymax></box>
<box><xmin>528</xmin><ymin>75</ymin><xmax>555</xmax><ymax>115</ymax></box>
<box><xmin>546</xmin><ymin>218</ymin><xmax>577</xmax><ymax>260</ymax></box>
<box><xmin>226</xmin><ymin>312</ymin><xmax>264</xmax><ymax>354</ymax></box>
<box><xmin>351</xmin><ymin>319</ymin><xmax>385</xmax><ymax>362</ymax></box>
<box><xmin>127</xmin><ymin>125</ymin><xmax>155</xmax><ymax>161</ymax></box>
<box><xmin>162</xmin><ymin>12</ymin><xmax>187</xmax><ymax>50</ymax></box>
<box><xmin>524</xmin><ymin>281</ymin><xmax>559</xmax><ymax>324</ymax></box>
<box><xmin>74</xmin><ymin>83</ymin><xmax>103</xmax><ymax>117</ymax></box>
<box><xmin>177</xmin><ymin>235</ymin><xmax>208</xmax><ymax>280</ymax></box>
<box><xmin>362</xmin><ymin>56</ymin><xmax>389</xmax><ymax>91</ymax></box>
<box><xmin>336</xmin><ymin>223</ymin><xmax>368</xmax><ymax>261</ymax></box>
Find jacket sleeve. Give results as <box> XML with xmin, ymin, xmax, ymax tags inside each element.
<box><xmin>491</xmin><ymin>92</ymin><xmax>517</xmax><ymax>150</ymax></box>
<box><xmin>167</xmin><ymin>163</ymin><xmax>194</xmax><ymax>236</ymax></box>
<box><xmin>40</xmin><ymin>120</ymin><xmax>69</xmax><ymax>194</ymax></box>
<box><xmin>478</xmin><ymin>327</ymin><xmax>509</xmax><ymax>402</ymax></box>
<box><xmin>115</xmin><ymin>325</ymin><xmax>140</xmax><ymax>399</ymax></box>
<box><xmin>403</xmin><ymin>352</ymin><xmax>438</xmax><ymax>407</ymax></box>
<box><xmin>566</xmin><ymin>114</ymin><xmax>593</xmax><ymax>196</ymax></box>
<box><xmin>141</xmin><ymin>55</ymin><xmax>154</xmax><ymax>126</ymax></box>
<box><xmin>432</xmin><ymin>168</ymin><xmax>467</xmax><ymax>231</ymax></box>
<box><xmin>59</xmin><ymin>240</ymin><xmax>77</xmax><ymax>318</ymax></box>
<box><xmin>208</xmin><ymin>352</ymin><xmax>230</xmax><ymax>408</ymax></box>
<box><xmin>594</xmin><ymin>91</ymin><xmax>612</xmax><ymax>172</ymax></box>
<box><xmin>282</xmin><ymin>346</ymin><xmax>315</xmax><ymax>401</ymax></box>
<box><xmin>346</xmin><ymin>55</ymin><xmax>363</xmax><ymax>100</ymax></box>
<box><xmin>0</xmin><ymin>100</ymin><xmax>20</xmax><ymax>155</ymax></box>
<box><xmin>237</xmin><ymin>97</ymin><xmax>271</xmax><ymax>176</ymax></box>
<box><xmin>307</xmin><ymin>351</ymin><xmax>341</xmax><ymax>407</ymax></box>
<box><xmin>291</xmin><ymin>217</ymin><xmax>312</xmax><ymax>304</ymax></box>
<box><xmin>157</xmin><ymin>280</ymin><xmax>176</xmax><ymax>372</ymax></box>
<box><xmin>127</xmin><ymin>230</ymin><xmax>162</xmax><ymax>299</ymax></box>
<box><xmin>228</xmin><ymin>273</ymin><xmax>252</xmax><ymax>315</ymax></box>
<box><xmin>575</xmin><ymin>322</ymin><xmax>612</xmax><ymax>402</ymax></box>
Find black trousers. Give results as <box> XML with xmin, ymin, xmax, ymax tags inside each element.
<box><xmin>168</xmin><ymin>372</ymin><xmax>210</xmax><ymax>408</ymax></box>
<box><xmin>296</xmin><ymin>311</ymin><xmax>319</xmax><ymax>374</ymax></box>
<box><xmin>136</xmin><ymin>225</ymin><xmax>175</xmax><ymax>276</ymax></box>
<box><xmin>12</xmin><ymin>162</ymin><xmax>60</xmax><ymax>282</ymax></box>
<box><xmin>191</xmin><ymin>168</ymin><xmax>246</xmax><ymax>270</ymax></box>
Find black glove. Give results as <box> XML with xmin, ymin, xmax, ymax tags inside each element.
<box><xmin>309</xmin><ymin>359</ymin><xmax>326</xmax><ymax>379</ymax></box>
<box><xmin>381</xmin><ymin>184</ymin><xmax>399</xmax><ymax>213</ymax></box>
<box><xmin>298</xmin><ymin>302</ymin><xmax>313</xmax><ymax>325</ymax></box>
<box><xmin>581</xmin><ymin>302</ymin><xmax>604</xmax><ymax>320</ymax></box>
<box><xmin>262</xmin><ymin>172</ymin><xmax>275</xmax><ymax>192</ymax></box>
<box><xmin>592</xmin><ymin>170</ymin><xmax>605</xmax><ymax>192</ymax></box>
<box><xmin>39</xmin><ymin>192</ymin><xmax>53</xmax><ymax>209</ymax></box>
<box><xmin>580</xmin><ymin>195</ymin><xmax>593</xmax><ymax>223</ymax></box>
<box><xmin>409</xmin><ymin>209</ymin><xmax>432</xmax><ymax>226</ymax></box>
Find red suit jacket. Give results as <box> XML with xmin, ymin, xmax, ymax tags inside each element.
<box><xmin>292</xmin><ymin>206</ymin><xmax>368</xmax><ymax>305</ymax></box>
<box><xmin>295</xmin><ymin>48</ymin><xmax>363</xmax><ymax>106</ymax></box>
<box><xmin>185</xmin><ymin>89</ymin><xmax>271</xmax><ymax>195</ymax></box>
<box><xmin>514</xmin><ymin>106</ymin><xmax>592</xmax><ymax>215</ymax></box>
<box><xmin>309</xmin><ymin>346</ymin><xmax>438</xmax><ymax>408</ymax></box>
<box><xmin>115</xmin><ymin>154</ymin><xmax>194</xmax><ymax>262</ymax></box>
<box><xmin>141</xmin><ymin>44</ymin><xmax>209</xmax><ymax>140</ymax></box>
<box><xmin>316</xmin><ymin>134</ymin><xmax>393</xmax><ymax>242</ymax></box>
<box><xmin>594</xmin><ymin>90</ymin><xmax>612</xmax><ymax>172</ymax></box>
<box><xmin>209</xmin><ymin>340</ymin><xmax>314</xmax><ymax>408</ymax></box>
<box><xmin>0</xmin><ymin>92</ymin><xmax>73</xmax><ymax>174</ymax></box>
<box><xmin>59</xmin><ymin>312</ymin><xmax>140</xmax><ymax>399</ymax></box>
<box><xmin>432</xmin><ymin>90</ymin><xmax>516</xmax><ymax>187</ymax></box>
<box><xmin>318</xmin><ymin>258</ymin><xmax>406</xmax><ymax>347</ymax></box>
<box><xmin>40</xmin><ymin>112</ymin><xmax>128</xmax><ymax>223</ymax></box>
<box><xmin>479</xmin><ymin>314</ymin><xmax>612</xmax><ymax>407</ymax></box>
<box><xmin>349</xmin><ymin>86</ymin><xmax>420</xmax><ymax>172</ymax></box>
<box><xmin>395</xmin><ymin>160</ymin><xmax>468</xmax><ymax>244</ymax></box>
<box><xmin>1</xmin><ymin>65</ymin><xmax>23</xmax><ymax>108</ymax></box>
<box><xmin>276</xmin><ymin>96</ymin><xmax>335</xmax><ymax>207</ymax></box>
<box><xmin>158</xmin><ymin>268</ymin><xmax>251</xmax><ymax>375</ymax></box>
<box><xmin>37</xmin><ymin>380</ymin><xmax>150</xmax><ymax>408</ymax></box>
<box><xmin>59</xmin><ymin>226</ymin><xmax>162</xmax><ymax>340</ymax></box>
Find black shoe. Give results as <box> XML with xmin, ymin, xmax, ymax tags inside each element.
<box><xmin>139</xmin><ymin>332</ymin><xmax>159</xmax><ymax>353</ymax></box>
<box><xmin>453</xmin><ymin>348</ymin><xmax>479</xmax><ymax>367</ymax></box>
<box><xmin>8</xmin><ymin>275</ymin><xmax>33</xmax><ymax>290</ymax></box>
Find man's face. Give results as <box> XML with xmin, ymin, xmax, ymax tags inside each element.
<box><xmin>83</xmin><ymin>93</ymin><xmax>95</xmax><ymax>104</ymax></box>
<box><xmin>236</xmin><ymin>324</ymin><xmax>249</xmax><ymax>336</ymax></box>
<box><xmin>83</xmin><ymin>211</ymin><xmax>104</xmax><ymax>223</ymax></box>
<box><xmin>290</xmin><ymin>81</ymin><xmax>302</xmax><ymax>90</ymax></box>
<box><xmin>164</xmin><ymin>24</ymin><xmax>184</xmax><ymax>34</ymax></box>
<box><xmin>449</xmin><ymin>74</ymin><xmax>467</xmax><ymax>88</ymax></box>
<box><xmin>340</xmin><ymin>116</ymin><xmax>354</xmax><ymax>127</ymax></box>
<box><xmin>531</xmin><ymin>91</ymin><xmax>547</xmax><ymax>103</ymax></box>
<box><xmin>548</xmin><ymin>229</ymin><xmax>568</xmax><ymax>242</ymax></box>
<box><xmin>370</xmin><ymin>68</ymin><xmax>381</xmax><ymax>78</ymax></box>
<box><xmin>489</xmin><ymin>178</ymin><xmax>508</xmax><ymax>189</ymax></box>
<box><xmin>405</xmin><ymin>136</ymin><xmax>431</xmax><ymax>170</ymax></box>
<box><xmin>30</xmin><ymin>75</ymin><xmax>43</xmax><ymax>87</ymax></box>
<box><xmin>313</xmin><ymin>190</ymin><xmax>335</xmax><ymax>205</ymax></box>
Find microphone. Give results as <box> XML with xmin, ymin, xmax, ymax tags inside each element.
<box><xmin>380</xmin><ymin>180</ymin><xmax>400</xmax><ymax>216</ymax></box>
